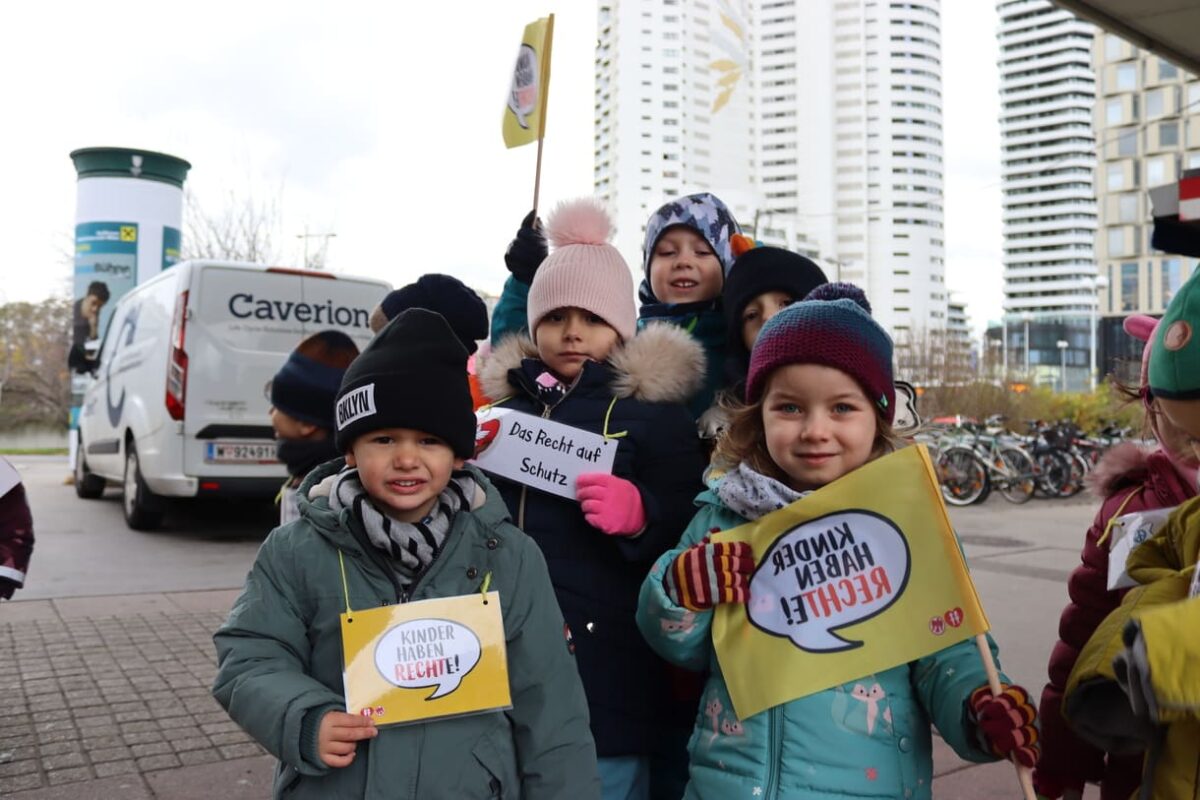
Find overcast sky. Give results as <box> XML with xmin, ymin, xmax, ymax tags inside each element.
<box><xmin>0</xmin><ymin>0</ymin><xmax>1003</xmax><ymax>334</ymax></box>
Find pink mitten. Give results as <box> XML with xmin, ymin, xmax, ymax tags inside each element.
<box><xmin>576</xmin><ymin>473</ymin><xmax>646</xmax><ymax>536</ymax></box>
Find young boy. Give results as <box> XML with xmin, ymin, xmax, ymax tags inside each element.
<box><xmin>213</xmin><ymin>309</ymin><xmax>599</xmax><ymax>800</ymax></box>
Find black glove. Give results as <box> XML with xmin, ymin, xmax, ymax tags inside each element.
<box><xmin>0</xmin><ymin>578</ymin><xmax>19</xmax><ymax>600</ymax></box>
<box><xmin>504</xmin><ymin>210</ymin><xmax>547</xmax><ymax>285</ymax></box>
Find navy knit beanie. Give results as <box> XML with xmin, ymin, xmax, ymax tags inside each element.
<box><xmin>270</xmin><ymin>331</ymin><xmax>360</xmax><ymax>430</ymax></box>
<box><xmin>377</xmin><ymin>274</ymin><xmax>489</xmax><ymax>354</ymax></box>
<box><xmin>335</xmin><ymin>309</ymin><xmax>474</xmax><ymax>457</ymax></box>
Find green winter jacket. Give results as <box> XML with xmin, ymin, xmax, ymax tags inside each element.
<box><xmin>212</xmin><ymin>461</ymin><xmax>599</xmax><ymax>800</ymax></box>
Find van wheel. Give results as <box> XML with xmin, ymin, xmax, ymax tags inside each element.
<box><xmin>123</xmin><ymin>442</ymin><xmax>165</xmax><ymax>530</ymax></box>
<box><xmin>74</xmin><ymin>452</ymin><xmax>106</xmax><ymax>499</ymax></box>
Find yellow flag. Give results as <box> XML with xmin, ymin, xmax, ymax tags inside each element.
<box><xmin>712</xmin><ymin>445</ymin><xmax>989</xmax><ymax>720</ymax></box>
<box><xmin>502</xmin><ymin>15</ymin><xmax>554</xmax><ymax>149</ymax></box>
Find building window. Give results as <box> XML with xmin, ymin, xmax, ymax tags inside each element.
<box><xmin>1105</xmin><ymin>34</ymin><xmax>1123</xmax><ymax>60</ymax></box>
<box><xmin>1147</xmin><ymin>156</ymin><xmax>1166</xmax><ymax>186</ymax></box>
<box><xmin>1146</xmin><ymin>88</ymin><xmax>1164</xmax><ymax>118</ymax></box>
<box><xmin>1107</xmin><ymin>162</ymin><xmax>1125</xmax><ymax>191</ymax></box>
<box><xmin>1159</xmin><ymin>121</ymin><xmax>1179</xmax><ymax>147</ymax></box>
<box><xmin>1106</xmin><ymin>98</ymin><xmax>1123</xmax><ymax>125</ymax></box>
<box><xmin>1162</xmin><ymin>259</ymin><xmax>1182</xmax><ymax>306</ymax></box>
<box><xmin>1117</xmin><ymin>127</ymin><xmax>1138</xmax><ymax>157</ymax></box>
<box><xmin>1119</xmin><ymin>193</ymin><xmax>1138</xmax><ymax>223</ymax></box>
<box><xmin>1158</xmin><ymin>59</ymin><xmax>1179</xmax><ymax>80</ymax></box>
<box><xmin>1108</xmin><ymin>227</ymin><xmax>1125</xmax><ymax>257</ymax></box>
<box><xmin>1116</xmin><ymin>63</ymin><xmax>1137</xmax><ymax>91</ymax></box>
<box><xmin>1121</xmin><ymin>262</ymin><xmax>1139</xmax><ymax>311</ymax></box>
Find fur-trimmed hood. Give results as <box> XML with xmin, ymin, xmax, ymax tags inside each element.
<box><xmin>1087</xmin><ymin>441</ymin><xmax>1152</xmax><ymax>499</ymax></box>
<box><xmin>479</xmin><ymin>322</ymin><xmax>706</xmax><ymax>405</ymax></box>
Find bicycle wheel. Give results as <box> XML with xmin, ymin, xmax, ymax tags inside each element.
<box><xmin>1034</xmin><ymin>451</ymin><xmax>1071</xmax><ymax>497</ymax></box>
<box><xmin>1058</xmin><ymin>452</ymin><xmax>1088</xmax><ymax>497</ymax></box>
<box><xmin>996</xmin><ymin>447</ymin><xmax>1036</xmax><ymax>504</ymax></box>
<box><xmin>937</xmin><ymin>447</ymin><xmax>990</xmax><ymax>506</ymax></box>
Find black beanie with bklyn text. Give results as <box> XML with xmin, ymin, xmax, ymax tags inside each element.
<box><xmin>334</xmin><ymin>309</ymin><xmax>475</xmax><ymax>458</ymax></box>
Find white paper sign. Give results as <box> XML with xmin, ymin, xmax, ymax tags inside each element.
<box><xmin>470</xmin><ymin>407</ymin><xmax>618</xmax><ymax>500</ymax></box>
<box><xmin>0</xmin><ymin>457</ymin><xmax>20</xmax><ymax>498</ymax></box>
<box><xmin>1107</xmin><ymin>505</ymin><xmax>1178</xmax><ymax>591</ymax></box>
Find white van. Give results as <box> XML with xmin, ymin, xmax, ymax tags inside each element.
<box><xmin>74</xmin><ymin>260</ymin><xmax>389</xmax><ymax>530</ymax></box>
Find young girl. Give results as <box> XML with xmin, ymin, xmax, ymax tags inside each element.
<box><xmin>478</xmin><ymin>198</ymin><xmax>707</xmax><ymax>799</ymax></box>
<box><xmin>636</xmin><ymin>286</ymin><xmax>1039</xmax><ymax>799</ymax></box>
<box><xmin>268</xmin><ymin>330</ymin><xmax>360</xmax><ymax>524</ymax></box>
<box><xmin>638</xmin><ymin>192</ymin><xmax>742</xmax><ymax>421</ymax></box>
<box><xmin>1033</xmin><ymin>314</ymin><xmax>1197</xmax><ymax>800</ymax></box>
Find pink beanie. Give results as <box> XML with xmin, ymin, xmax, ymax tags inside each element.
<box><xmin>527</xmin><ymin>198</ymin><xmax>637</xmax><ymax>341</ymax></box>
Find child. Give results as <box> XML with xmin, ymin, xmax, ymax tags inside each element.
<box><xmin>214</xmin><ymin>309</ymin><xmax>599</xmax><ymax>800</ymax></box>
<box><xmin>477</xmin><ymin>198</ymin><xmax>706</xmax><ymax>799</ymax></box>
<box><xmin>268</xmin><ymin>330</ymin><xmax>360</xmax><ymax>525</ymax></box>
<box><xmin>1063</xmin><ymin>273</ymin><xmax>1200</xmax><ymax>800</ymax></box>
<box><xmin>1033</xmin><ymin>314</ymin><xmax>1197</xmax><ymax>800</ymax></box>
<box><xmin>636</xmin><ymin>287</ymin><xmax>1039</xmax><ymax>800</ymax></box>
<box><xmin>638</xmin><ymin>192</ymin><xmax>742</xmax><ymax>420</ymax></box>
<box><xmin>0</xmin><ymin>456</ymin><xmax>34</xmax><ymax>600</ymax></box>
<box><xmin>720</xmin><ymin>244</ymin><xmax>827</xmax><ymax>399</ymax></box>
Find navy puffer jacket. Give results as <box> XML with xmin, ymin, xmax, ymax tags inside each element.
<box><xmin>477</xmin><ymin>323</ymin><xmax>706</xmax><ymax>757</ymax></box>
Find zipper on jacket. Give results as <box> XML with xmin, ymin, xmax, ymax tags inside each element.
<box><xmin>518</xmin><ymin>401</ymin><xmax>559</xmax><ymax>530</ymax></box>
<box><xmin>765</xmin><ymin>705</ymin><xmax>783</xmax><ymax>798</ymax></box>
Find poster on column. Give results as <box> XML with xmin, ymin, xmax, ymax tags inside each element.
<box><xmin>162</xmin><ymin>226</ymin><xmax>181</xmax><ymax>270</ymax></box>
<box><xmin>340</xmin><ymin>592</ymin><xmax>512</xmax><ymax>727</ymax></box>
<box><xmin>470</xmin><ymin>407</ymin><xmax>618</xmax><ymax>500</ymax></box>
<box><xmin>70</xmin><ymin>222</ymin><xmax>138</xmax><ymax>387</ymax></box>
<box><xmin>711</xmin><ymin>445</ymin><xmax>990</xmax><ymax>720</ymax></box>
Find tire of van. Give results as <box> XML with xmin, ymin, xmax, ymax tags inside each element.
<box><xmin>74</xmin><ymin>453</ymin><xmax>107</xmax><ymax>499</ymax></box>
<box><xmin>123</xmin><ymin>442</ymin><xmax>166</xmax><ymax>530</ymax></box>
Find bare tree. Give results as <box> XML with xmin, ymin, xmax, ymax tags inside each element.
<box><xmin>182</xmin><ymin>187</ymin><xmax>283</xmax><ymax>264</ymax></box>
<box><xmin>0</xmin><ymin>298</ymin><xmax>72</xmax><ymax>430</ymax></box>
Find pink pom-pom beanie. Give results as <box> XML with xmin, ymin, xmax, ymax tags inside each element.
<box><xmin>527</xmin><ymin>198</ymin><xmax>637</xmax><ymax>342</ymax></box>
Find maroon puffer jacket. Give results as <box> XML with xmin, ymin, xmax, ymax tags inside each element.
<box><xmin>0</xmin><ymin>463</ymin><xmax>34</xmax><ymax>600</ymax></box>
<box><xmin>1034</xmin><ymin>443</ymin><xmax>1196</xmax><ymax>799</ymax></box>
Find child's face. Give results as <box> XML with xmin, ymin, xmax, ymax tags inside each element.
<box><xmin>761</xmin><ymin>364</ymin><xmax>878</xmax><ymax>492</ymax></box>
<box><xmin>1152</xmin><ymin>398</ymin><xmax>1200</xmax><ymax>470</ymax></box>
<box><xmin>649</xmin><ymin>227</ymin><xmax>723</xmax><ymax>305</ymax></box>
<box><xmin>269</xmin><ymin>407</ymin><xmax>320</xmax><ymax>440</ymax></box>
<box><xmin>346</xmin><ymin>427</ymin><xmax>463</xmax><ymax>522</ymax></box>
<box><xmin>534</xmin><ymin>307</ymin><xmax>620</xmax><ymax>382</ymax></box>
<box><xmin>741</xmin><ymin>290</ymin><xmax>795</xmax><ymax>351</ymax></box>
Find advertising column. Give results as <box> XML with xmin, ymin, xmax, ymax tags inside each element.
<box><xmin>68</xmin><ymin>147</ymin><xmax>191</xmax><ymax>468</ymax></box>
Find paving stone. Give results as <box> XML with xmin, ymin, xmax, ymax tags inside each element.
<box><xmin>217</xmin><ymin>742</ymin><xmax>264</xmax><ymax>760</ymax></box>
<box><xmin>36</xmin><ymin>741</ymin><xmax>82</xmax><ymax>757</ymax></box>
<box><xmin>121</xmin><ymin>730</ymin><xmax>165</xmax><ymax>745</ymax></box>
<box><xmin>176</xmin><ymin>747</ymin><xmax>222</xmax><ymax>767</ymax></box>
<box><xmin>136</xmin><ymin>753</ymin><xmax>181</xmax><ymax>771</ymax></box>
<box><xmin>4</xmin><ymin>771</ymin><xmax>43</xmax><ymax>791</ymax></box>
<box><xmin>0</xmin><ymin>757</ymin><xmax>39</xmax><ymax>776</ymax></box>
<box><xmin>42</xmin><ymin>752</ymin><xmax>87</xmax><ymax>770</ymax></box>
<box><xmin>208</xmin><ymin>731</ymin><xmax>252</xmax><ymax>746</ymax></box>
<box><xmin>88</xmin><ymin>746</ymin><xmax>132</xmax><ymax>763</ymax></box>
<box><xmin>168</xmin><ymin>737</ymin><xmax>212</xmax><ymax>754</ymax></box>
<box><xmin>93</xmin><ymin>759</ymin><xmax>138</xmax><ymax>778</ymax></box>
<box><xmin>46</xmin><ymin>765</ymin><xmax>94</xmax><ymax>784</ymax></box>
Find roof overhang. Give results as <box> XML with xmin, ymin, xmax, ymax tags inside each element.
<box><xmin>1050</xmin><ymin>0</ymin><xmax>1200</xmax><ymax>76</ymax></box>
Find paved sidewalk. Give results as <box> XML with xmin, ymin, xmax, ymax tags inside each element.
<box><xmin>1</xmin><ymin>589</ymin><xmax>1060</xmax><ymax>798</ymax></box>
<box><xmin>0</xmin><ymin>590</ymin><xmax>273</xmax><ymax>799</ymax></box>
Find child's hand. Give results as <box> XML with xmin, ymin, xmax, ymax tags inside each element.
<box><xmin>317</xmin><ymin>711</ymin><xmax>378</xmax><ymax>768</ymax></box>
<box><xmin>577</xmin><ymin>473</ymin><xmax>646</xmax><ymax>536</ymax></box>
<box><xmin>504</xmin><ymin>210</ymin><xmax>547</xmax><ymax>285</ymax></box>
<box><xmin>968</xmin><ymin>683</ymin><xmax>1040</xmax><ymax>768</ymax></box>
<box><xmin>662</xmin><ymin>537</ymin><xmax>754</xmax><ymax>611</ymax></box>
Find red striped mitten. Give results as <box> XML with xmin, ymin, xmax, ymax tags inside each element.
<box><xmin>662</xmin><ymin>538</ymin><xmax>754</xmax><ymax>611</ymax></box>
<box><xmin>969</xmin><ymin>683</ymin><xmax>1040</xmax><ymax>768</ymax></box>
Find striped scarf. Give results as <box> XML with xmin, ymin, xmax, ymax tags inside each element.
<box><xmin>329</xmin><ymin>467</ymin><xmax>475</xmax><ymax>587</ymax></box>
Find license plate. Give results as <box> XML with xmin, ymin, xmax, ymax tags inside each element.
<box><xmin>205</xmin><ymin>441</ymin><xmax>278</xmax><ymax>464</ymax></box>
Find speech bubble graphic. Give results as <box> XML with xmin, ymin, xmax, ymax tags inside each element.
<box><xmin>747</xmin><ymin>510</ymin><xmax>911</xmax><ymax>653</ymax></box>
<box><xmin>374</xmin><ymin>618</ymin><xmax>481</xmax><ymax>700</ymax></box>
<box><xmin>508</xmin><ymin>44</ymin><xmax>539</xmax><ymax>129</ymax></box>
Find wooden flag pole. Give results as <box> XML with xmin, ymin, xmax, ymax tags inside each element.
<box><xmin>975</xmin><ymin>634</ymin><xmax>1037</xmax><ymax>800</ymax></box>
<box><xmin>532</xmin><ymin>134</ymin><xmax>544</xmax><ymax>213</ymax></box>
<box><xmin>531</xmin><ymin>13</ymin><xmax>554</xmax><ymax>214</ymax></box>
